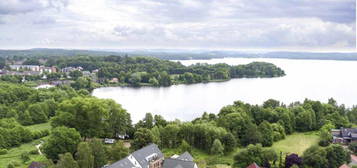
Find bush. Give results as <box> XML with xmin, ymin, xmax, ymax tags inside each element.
<box><xmin>7</xmin><ymin>161</ymin><xmax>20</xmax><ymax>168</ymax></box>
<box><xmin>29</xmin><ymin>149</ymin><xmax>39</xmax><ymax>155</ymax></box>
<box><xmin>20</xmin><ymin>152</ymin><xmax>30</xmax><ymax>162</ymax></box>
<box><xmin>7</xmin><ymin>163</ymin><xmax>15</xmax><ymax>168</ymax></box>
<box><xmin>349</xmin><ymin>142</ymin><xmax>357</xmax><ymax>154</ymax></box>
<box><xmin>0</xmin><ymin>148</ymin><xmax>8</xmax><ymax>155</ymax></box>
<box><xmin>12</xmin><ymin>161</ymin><xmax>21</xmax><ymax>166</ymax></box>
<box><xmin>32</xmin><ymin>130</ymin><xmax>50</xmax><ymax>140</ymax></box>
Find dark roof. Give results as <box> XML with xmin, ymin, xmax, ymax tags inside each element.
<box><xmin>107</xmin><ymin>157</ymin><xmax>135</xmax><ymax>168</ymax></box>
<box><xmin>341</xmin><ymin>128</ymin><xmax>357</xmax><ymax>137</ymax></box>
<box><xmin>163</xmin><ymin>158</ymin><xmax>196</xmax><ymax>168</ymax></box>
<box><xmin>108</xmin><ymin>144</ymin><xmax>163</xmax><ymax>168</ymax></box>
<box><xmin>131</xmin><ymin>144</ymin><xmax>164</xmax><ymax>167</ymax></box>
<box><xmin>177</xmin><ymin>152</ymin><xmax>194</xmax><ymax>161</ymax></box>
<box><xmin>247</xmin><ymin>163</ymin><xmax>260</xmax><ymax>168</ymax></box>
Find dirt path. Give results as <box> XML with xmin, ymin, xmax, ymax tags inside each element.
<box><xmin>36</xmin><ymin>141</ymin><xmax>44</xmax><ymax>155</ymax></box>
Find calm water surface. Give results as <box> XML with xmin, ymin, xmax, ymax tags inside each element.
<box><xmin>92</xmin><ymin>58</ymin><xmax>357</xmax><ymax>122</ymax></box>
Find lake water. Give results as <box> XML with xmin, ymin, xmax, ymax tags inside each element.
<box><xmin>92</xmin><ymin>58</ymin><xmax>357</xmax><ymax>122</ymax></box>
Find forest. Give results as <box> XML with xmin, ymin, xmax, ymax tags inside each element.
<box><xmin>52</xmin><ymin>55</ymin><xmax>285</xmax><ymax>86</ymax></box>
<box><xmin>0</xmin><ymin>55</ymin><xmax>285</xmax><ymax>87</ymax></box>
<box><xmin>1</xmin><ymin>82</ymin><xmax>357</xmax><ymax>168</ymax></box>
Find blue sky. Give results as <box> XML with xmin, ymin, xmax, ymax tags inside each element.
<box><xmin>0</xmin><ymin>0</ymin><xmax>355</xmax><ymax>51</ymax></box>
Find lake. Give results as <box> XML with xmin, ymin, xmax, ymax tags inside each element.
<box><xmin>92</xmin><ymin>58</ymin><xmax>357</xmax><ymax>122</ymax></box>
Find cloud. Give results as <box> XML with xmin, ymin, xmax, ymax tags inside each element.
<box><xmin>0</xmin><ymin>0</ymin><xmax>68</xmax><ymax>15</ymax></box>
<box><xmin>32</xmin><ymin>17</ymin><xmax>57</xmax><ymax>25</ymax></box>
<box><xmin>0</xmin><ymin>0</ymin><xmax>354</xmax><ymax>50</ymax></box>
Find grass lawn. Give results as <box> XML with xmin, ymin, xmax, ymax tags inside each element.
<box><xmin>0</xmin><ymin>138</ymin><xmax>48</xmax><ymax>168</ymax></box>
<box><xmin>270</xmin><ymin>132</ymin><xmax>319</xmax><ymax>155</ymax></box>
<box><xmin>25</xmin><ymin>122</ymin><xmax>51</xmax><ymax>132</ymax></box>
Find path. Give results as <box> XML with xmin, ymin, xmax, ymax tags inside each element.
<box><xmin>36</xmin><ymin>141</ymin><xmax>44</xmax><ymax>155</ymax></box>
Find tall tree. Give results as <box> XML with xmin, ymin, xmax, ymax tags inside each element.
<box><xmin>143</xmin><ymin>113</ymin><xmax>154</xmax><ymax>129</ymax></box>
<box><xmin>110</xmin><ymin>141</ymin><xmax>129</xmax><ymax>161</ymax></box>
<box><xmin>179</xmin><ymin>140</ymin><xmax>192</xmax><ymax>153</ymax></box>
<box><xmin>160</xmin><ymin>124</ymin><xmax>180</xmax><ymax>148</ymax></box>
<box><xmin>89</xmin><ymin>139</ymin><xmax>107</xmax><ymax>168</ymax></box>
<box><xmin>52</xmin><ymin>97</ymin><xmax>131</xmax><ymax>139</ymax></box>
<box><xmin>211</xmin><ymin>139</ymin><xmax>224</xmax><ymax>155</ymax></box>
<box><xmin>27</xmin><ymin>103</ymin><xmax>48</xmax><ymax>124</ymax></box>
<box><xmin>132</xmin><ymin>128</ymin><xmax>154</xmax><ymax>150</ymax></box>
<box><xmin>107</xmin><ymin>100</ymin><xmax>131</xmax><ymax>138</ymax></box>
<box><xmin>233</xmin><ymin>144</ymin><xmax>276</xmax><ymax>168</ymax></box>
<box><xmin>76</xmin><ymin>142</ymin><xmax>94</xmax><ymax>168</ymax></box>
<box><xmin>43</xmin><ymin>126</ymin><xmax>81</xmax><ymax>161</ymax></box>
<box><xmin>302</xmin><ymin>145</ymin><xmax>328</xmax><ymax>168</ymax></box>
<box><xmin>325</xmin><ymin>144</ymin><xmax>350</xmax><ymax>168</ymax></box>
<box><xmin>241</xmin><ymin>122</ymin><xmax>262</xmax><ymax>146</ymax></box>
<box><xmin>258</xmin><ymin>121</ymin><xmax>274</xmax><ymax>147</ymax></box>
<box><xmin>221</xmin><ymin>132</ymin><xmax>237</xmax><ymax>153</ymax></box>
<box><xmin>56</xmin><ymin>153</ymin><xmax>79</xmax><ymax>168</ymax></box>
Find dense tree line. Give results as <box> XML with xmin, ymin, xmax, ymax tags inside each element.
<box><xmin>43</xmin><ymin>55</ymin><xmax>285</xmax><ymax>86</ymax></box>
<box><xmin>0</xmin><ymin>118</ymin><xmax>49</xmax><ymax>148</ymax></box>
<box><xmin>2</xmin><ymin>81</ymin><xmax>356</xmax><ymax>168</ymax></box>
<box><xmin>131</xmin><ymin>98</ymin><xmax>355</xmax><ymax>167</ymax></box>
<box><xmin>1</xmin><ymin>55</ymin><xmax>284</xmax><ymax>87</ymax></box>
<box><xmin>51</xmin><ymin>97</ymin><xmax>132</xmax><ymax>139</ymax></box>
<box><xmin>0</xmin><ymin>82</ymin><xmax>85</xmax><ymax>125</ymax></box>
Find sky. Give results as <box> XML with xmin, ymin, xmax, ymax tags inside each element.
<box><xmin>0</xmin><ymin>0</ymin><xmax>355</xmax><ymax>51</ymax></box>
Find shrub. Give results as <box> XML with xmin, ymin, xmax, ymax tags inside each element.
<box><xmin>20</xmin><ymin>152</ymin><xmax>30</xmax><ymax>162</ymax></box>
<box><xmin>349</xmin><ymin>142</ymin><xmax>357</xmax><ymax>154</ymax></box>
<box><xmin>7</xmin><ymin>161</ymin><xmax>20</xmax><ymax>168</ymax></box>
<box><xmin>7</xmin><ymin>163</ymin><xmax>15</xmax><ymax>168</ymax></box>
<box><xmin>0</xmin><ymin>148</ymin><xmax>8</xmax><ymax>155</ymax></box>
<box><xmin>32</xmin><ymin>130</ymin><xmax>50</xmax><ymax>139</ymax></box>
<box><xmin>29</xmin><ymin>149</ymin><xmax>39</xmax><ymax>155</ymax></box>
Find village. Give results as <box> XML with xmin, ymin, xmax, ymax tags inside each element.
<box><xmin>0</xmin><ymin>63</ymin><xmax>98</xmax><ymax>86</ymax></box>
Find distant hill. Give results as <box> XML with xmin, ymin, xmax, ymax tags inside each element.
<box><xmin>0</xmin><ymin>48</ymin><xmax>356</xmax><ymax>61</ymax></box>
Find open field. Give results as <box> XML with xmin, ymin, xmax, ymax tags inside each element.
<box><xmin>270</xmin><ymin>132</ymin><xmax>319</xmax><ymax>155</ymax></box>
<box><xmin>25</xmin><ymin>122</ymin><xmax>51</xmax><ymax>132</ymax></box>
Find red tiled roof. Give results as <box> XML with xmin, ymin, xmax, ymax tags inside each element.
<box><xmin>247</xmin><ymin>163</ymin><xmax>260</xmax><ymax>168</ymax></box>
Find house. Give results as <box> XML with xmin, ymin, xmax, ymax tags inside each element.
<box><xmin>246</xmin><ymin>163</ymin><xmax>260</xmax><ymax>168</ymax></box>
<box><xmin>40</xmin><ymin>66</ymin><xmax>57</xmax><ymax>73</ymax></box>
<box><xmin>108</xmin><ymin>144</ymin><xmax>164</xmax><ymax>168</ymax></box>
<box><xmin>82</xmin><ymin>71</ymin><xmax>91</xmax><ymax>77</ymax></box>
<box><xmin>61</xmin><ymin>66</ymin><xmax>83</xmax><ymax>73</ymax></box>
<box><xmin>104</xmin><ymin>138</ymin><xmax>116</xmax><ymax>144</ymax></box>
<box><xmin>10</xmin><ymin>65</ymin><xmax>40</xmax><ymax>71</ymax></box>
<box><xmin>109</xmin><ymin>78</ymin><xmax>119</xmax><ymax>83</ymax></box>
<box><xmin>163</xmin><ymin>152</ymin><xmax>197</xmax><ymax>168</ymax></box>
<box><xmin>332</xmin><ymin>128</ymin><xmax>357</xmax><ymax>144</ymax></box>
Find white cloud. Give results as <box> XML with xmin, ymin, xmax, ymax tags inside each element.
<box><xmin>0</xmin><ymin>0</ymin><xmax>355</xmax><ymax>50</ymax></box>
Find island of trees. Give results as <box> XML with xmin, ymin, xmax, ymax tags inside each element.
<box><xmin>0</xmin><ymin>55</ymin><xmax>285</xmax><ymax>87</ymax></box>
<box><xmin>1</xmin><ymin>81</ymin><xmax>357</xmax><ymax>168</ymax></box>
